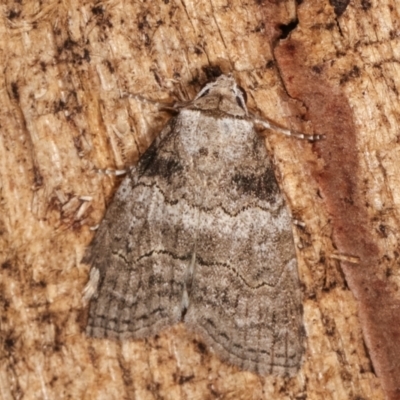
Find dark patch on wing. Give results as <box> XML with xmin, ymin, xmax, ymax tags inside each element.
<box><xmin>138</xmin><ymin>142</ymin><xmax>183</xmax><ymax>182</ymax></box>
<box><xmin>232</xmin><ymin>167</ymin><xmax>279</xmax><ymax>201</ymax></box>
<box><xmin>144</xmin><ymin>157</ymin><xmax>183</xmax><ymax>181</ymax></box>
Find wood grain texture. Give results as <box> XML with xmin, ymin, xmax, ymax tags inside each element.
<box><xmin>0</xmin><ymin>0</ymin><xmax>396</xmax><ymax>399</ymax></box>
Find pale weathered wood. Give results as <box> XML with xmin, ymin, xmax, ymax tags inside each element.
<box><xmin>1</xmin><ymin>0</ymin><xmax>398</xmax><ymax>399</ymax></box>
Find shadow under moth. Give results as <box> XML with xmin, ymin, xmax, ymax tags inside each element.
<box><xmin>83</xmin><ymin>74</ymin><xmax>319</xmax><ymax>376</ymax></box>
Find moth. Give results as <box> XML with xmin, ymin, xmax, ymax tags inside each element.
<box><xmin>83</xmin><ymin>74</ymin><xmax>318</xmax><ymax>376</ymax></box>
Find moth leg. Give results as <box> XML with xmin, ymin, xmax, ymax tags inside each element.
<box><xmin>82</xmin><ymin>267</ymin><xmax>100</xmax><ymax>305</ymax></box>
<box><xmin>252</xmin><ymin>115</ymin><xmax>325</xmax><ymax>141</ymax></box>
<box><xmin>119</xmin><ymin>91</ymin><xmax>179</xmax><ymax>112</ymax></box>
<box><xmin>292</xmin><ymin>219</ymin><xmax>306</xmax><ymax>228</ymax></box>
<box><xmin>329</xmin><ymin>253</ymin><xmax>360</xmax><ymax>264</ymax></box>
<box><xmin>94</xmin><ymin>168</ymin><xmax>128</xmax><ymax>176</ymax></box>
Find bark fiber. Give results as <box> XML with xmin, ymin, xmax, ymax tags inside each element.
<box><xmin>1</xmin><ymin>0</ymin><xmax>398</xmax><ymax>399</ymax></box>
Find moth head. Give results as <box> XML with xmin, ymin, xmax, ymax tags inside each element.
<box><xmin>193</xmin><ymin>74</ymin><xmax>248</xmax><ymax>117</ymax></box>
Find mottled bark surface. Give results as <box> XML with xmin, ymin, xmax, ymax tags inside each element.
<box><xmin>0</xmin><ymin>0</ymin><xmax>398</xmax><ymax>399</ymax></box>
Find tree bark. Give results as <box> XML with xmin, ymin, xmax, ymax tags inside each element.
<box><xmin>1</xmin><ymin>0</ymin><xmax>397</xmax><ymax>399</ymax></box>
